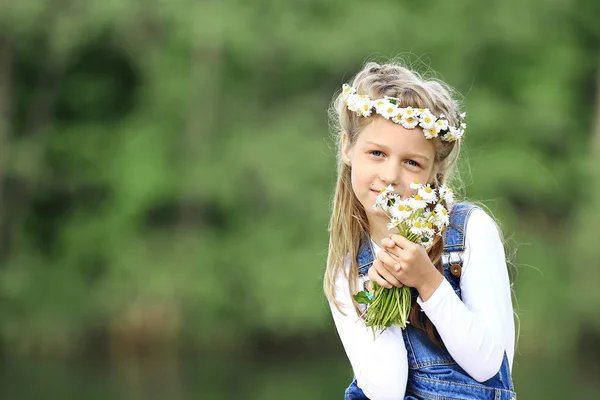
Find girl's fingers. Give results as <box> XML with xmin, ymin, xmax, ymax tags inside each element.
<box><xmin>389</xmin><ymin>234</ymin><xmax>412</xmax><ymax>249</ymax></box>
<box><xmin>369</xmin><ymin>260</ymin><xmax>403</xmax><ymax>289</ymax></box>
<box><xmin>377</xmin><ymin>250</ymin><xmax>401</xmax><ymax>273</ymax></box>
<box><xmin>380</xmin><ymin>238</ymin><xmax>402</xmax><ymax>259</ymax></box>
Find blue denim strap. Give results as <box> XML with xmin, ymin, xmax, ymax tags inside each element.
<box><xmin>442</xmin><ymin>203</ymin><xmax>479</xmax><ymax>293</ymax></box>
<box><xmin>443</xmin><ymin>203</ymin><xmax>478</xmax><ymax>252</ymax></box>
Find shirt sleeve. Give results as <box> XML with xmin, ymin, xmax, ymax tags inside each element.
<box><xmin>329</xmin><ymin>263</ymin><xmax>408</xmax><ymax>400</ymax></box>
<box><xmin>416</xmin><ymin>208</ymin><xmax>515</xmax><ymax>382</ymax></box>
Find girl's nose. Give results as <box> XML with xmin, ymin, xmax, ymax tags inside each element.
<box><xmin>380</xmin><ymin>162</ymin><xmax>402</xmax><ymax>186</ymax></box>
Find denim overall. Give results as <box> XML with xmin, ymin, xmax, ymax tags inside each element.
<box><xmin>344</xmin><ymin>204</ymin><xmax>516</xmax><ymax>400</ymax></box>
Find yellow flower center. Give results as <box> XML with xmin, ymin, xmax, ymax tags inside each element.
<box><xmin>413</xmin><ymin>180</ymin><xmax>420</xmax><ymax>185</ymax></box>
<box><xmin>442</xmin><ymin>208</ymin><xmax>447</xmax><ymax>215</ymax></box>
<box><xmin>415</xmin><ymin>195</ymin><xmax>423</xmax><ymax>201</ymax></box>
<box><xmin>406</xmin><ymin>109</ymin><xmax>413</xmax><ymax>115</ymax></box>
<box><xmin>425</xmin><ymin>187</ymin><xmax>432</xmax><ymax>193</ymax></box>
<box><xmin>406</xmin><ymin>117</ymin><xmax>415</xmax><ymax>123</ymax></box>
<box><xmin>418</xmin><ymin>108</ymin><xmax>425</xmax><ymax>113</ymax></box>
<box><xmin>396</xmin><ymin>204</ymin><xmax>406</xmax><ymax>211</ymax></box>
<box><xmin>363</xmin><ymin>104</ymin><xmax>369</xmax><ymax>111</ymax></box>
<box><xmin>387</xmin><ymin>107</ymin><xmax>394</xmax><ymax>113</ymax></box>
<box><xmin>426</xmin><ymin>222</ymin><xmax>433</xmax><ymax>229</ymax></box>
<box><xmin>414</xmin><ymin>221</ymin><xmax>422</xmax><ymax>228</ymax></box>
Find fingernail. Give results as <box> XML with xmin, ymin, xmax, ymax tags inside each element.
<box><xmin>395</xmin><ymin>264</ymin><xmax>400</xmax><ymax>271</ymax></box>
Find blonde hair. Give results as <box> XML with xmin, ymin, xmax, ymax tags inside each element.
<box><xmin>324</xmin><ymin>60</ymin><xmax>465</xmax><ymax>341</ymax></box>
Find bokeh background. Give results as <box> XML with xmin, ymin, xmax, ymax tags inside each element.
<box><xmin>1</xmin><ymin>0</ymin><xmax>600</xmax><ymax>398</ymax></box>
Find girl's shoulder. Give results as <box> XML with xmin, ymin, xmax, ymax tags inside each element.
<box><xmin>447</xmin><ymin>203</ymin><xmax>502</xmax><ymax>245</ymax></box>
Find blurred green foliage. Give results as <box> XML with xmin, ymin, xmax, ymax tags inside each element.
<box><xmin>1</xmin><ymin>0</ymin><xmax>600</xmax><ymax>397</ymax></box>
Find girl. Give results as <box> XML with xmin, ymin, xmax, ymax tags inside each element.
<box><xmin>324</xmin><ymin>60</ymin><xmax>516</xmax><ymax>400</ymax></box>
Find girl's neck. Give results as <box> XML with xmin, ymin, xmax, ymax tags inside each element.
<box><xmin>367</xmin><ymin>217</ymin><xmax>390</xmax><ymax>249</ymax></box>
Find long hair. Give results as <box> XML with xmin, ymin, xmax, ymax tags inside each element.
<box><xmin>324</xmin><ymin>59</ymin><xmax>464</xmax><ymax>344</ymax></box>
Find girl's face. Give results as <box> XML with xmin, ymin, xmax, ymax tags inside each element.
<box><xmin>343</xmin><ymin>116</ymin><xmax>437</xmax><ymax>220</ymax></box>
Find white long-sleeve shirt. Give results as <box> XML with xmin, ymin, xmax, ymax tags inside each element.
<box><xmin>329</xmin><ymin>209</ymin><xmax>515</xmax><ymax>400</ymax></box>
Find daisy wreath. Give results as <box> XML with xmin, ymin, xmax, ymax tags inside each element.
<box><xmin>341</xmin><ymin>84</ymin><xmax>466</xmax><ymax>142</ymax></box>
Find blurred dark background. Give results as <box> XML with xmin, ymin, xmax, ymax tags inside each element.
<box><xmin>1</xmin><ymin>0</ymin><xmax>600</xmax><ymax>398</ymax></box>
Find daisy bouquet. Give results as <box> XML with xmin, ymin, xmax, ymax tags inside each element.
<box><xmin>353</xmin><ymin>181</ymin><xmax>454</xmax><ymax>336</ymax></box>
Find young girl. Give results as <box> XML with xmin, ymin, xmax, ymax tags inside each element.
<box><xmin>324</xmin><ymin>61</ymin><xmax>516</xmax><ymax>399</ymax></box>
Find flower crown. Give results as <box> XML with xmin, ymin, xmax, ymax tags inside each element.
<box><xmin>341</xmin><ymin>84</ymin><xmax>466</xmax><ymax>142</ymax></box>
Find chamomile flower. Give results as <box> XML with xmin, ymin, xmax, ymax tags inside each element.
<box><xmin>341</xmin><ymin>84</ymin><xmax>356</xmax><ymax>99</ymax></box>
<box><xmin>356</xmin><ymin>98</ymin><xmax>373</xmax><ymax>117</ymax></box>
<box><xmin>442</xmin><ymin>126</ymin><xmax>463</xmax><ymax>142</ymax></box>
<box><xmin>403</xmin><ymin>107</ymin><xmax>417</xmax><ymax>118</ymax></box>
<box><xmin>434</xmin><ymin>203</ymin><xmax>450</xmax><ymax>226</ymax></box>
<box><xmin>440</xmin><ymin>186</ymin><xmax>455</xmax><ymax>204</ymax></box>
<box><xmin>387</xmin><ymin>217</ymin><xmax>401</xmax><ymax>230</ymax></box>
<box><xmin>422</xmin><ymin>228</ymin><xmax>435</xmax><ymax>242</ymax></box>
<box><xmin>435</xmin><ymin>118</ymin><xmax>449</xmax><ymax>131</ymax></box>
<box><xmin>377</xmin><ymin>100</ymin><xmax>398</xmax><ymax>120</ymax></box>
<box><xmin>408</xmin><ymin>194</ymin><xmax>427</xmax><ymax>210</ymax></box>
<box><xmin>382</xmin><ymin>184</ymin><xmax>395</xmax><ymax>194</ymax></box>
<box><xmin>418</xmin><ymin>185</ymin><xmax>437</xmax><ymax>203</ymax></box>
<box><xmin>374</xmin><ymin>193</ymin><xmax>389</xmax><ymax>211</ymax></box>
<box><xmin>422</xmin><ymin>126</ymin><xmax>439</xmax><ymax>139</ymax></box>
<box><xmin>409</xmin><ymin>180</ymin><xmax>421</xmax><ymax>190</ymax></box>
<box><xmin>401</xmin><ymin>115</ymin><xmax>419</xmax><ymax>129</ymax></box>
<box><xmin>392</xmin><ymin>110</ymin><xmax>404</xmax><ymax>124</ymax></box>
<box><xmin>390</xmin><ymin>200</ymin><xmax>412</xmax><ymax>220</ymax></box>
<box><xmin>420</xmin><ymin>235</ymin><xmax>433</xmax><ymax>247</ymax></box>
<box><xmin>409</xmin><ymin>220</ymin><xmax>425</xmax><ymax>236</ymax></box>
<box><xmin>418</xmin><ymin>110</ymin><xmax>436</xmax><ymax>130</ymax></box>
<box><xmin>373</xmin><ymin>185</ymin><xmax>395</xmax><ymax>211</ymax></box>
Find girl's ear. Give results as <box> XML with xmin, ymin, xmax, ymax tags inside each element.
<box><xmin>430</xmin><ymin>163</ymin><xmax>441</xmax><ymax>186</ymax></box>
<box><xmin>341</xmin><ymin>132</ymin><xmax>352</xmax><ymax>166</ymax></box>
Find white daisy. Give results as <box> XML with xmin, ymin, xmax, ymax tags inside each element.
<box><xmin>442</xmin><ymin>126</ymin><xmax>463</xmax><ymax>142</ymax></box>
<box><xmin>443</xmin><ymin>187</ymin><xmax>455</xmax><ymax>204</ymax></box>
<box><xmin>376</xmin><ymin>100</ymin><xmax>398</xmax><ymax>120</ymax></box>
<box><xmin>435</xmin><ymin>118</ymin><xmax>449</xmax><ymax>131</ymax></box>
<box><xmin>341</xmin><ymin>84</ymin><xmax>356</xmax><ymax>100</ymax></box>
<box><xmin>408</xmin><ymin>194</ymin><xmax>427</xmax><ymax>210</ymax></box>
<box><xmin>420</xmin><ymin>235</ymin><xmax>433</xmax><ymax>247</ymax></box>
<box><xmin>434</xmin><ymin>204</ymin><xmax>450</xmax><ymax>226</ymax></box>
<box><xmin>409</xmin><ymin>220</ymin><xmax>425</xmax><ymax>236</ymax></box>
<box><xmin>403</xmin><ymin>107</ymin><xmax>417</xmax><ymax>118</ymax></box>
<box><xmin>356</xmin><ymin>97</ymin><xmax>373</xmax><ymax>117</ymax></box>
<box><xmin>422</xmin><ymin>126</ymin><xmax>439</xmax><ymax>139</ymax></box>
<box><xmin>418</xmin><ymin>110</ymin><xmax>436</xmax><ymax>130</ymax></box>
<box><xmin>418</xmin><ymin>185</ymin><xmax>437</xmax><ymax>203</ymax></box>
<box><xmin>390</xmin><ymin>200</ymin><xmax>412</xmax><ymax>221</ymax></box>
<box><xmin>387</xmin><ymin>217</ymin><xmax>400</xmax><ymax>231</ymax></box>
<box><xmin>391</xmin><ymin>110</ymin><xmax>404</xmax><ymax>124</ymax></box>
<box><xmin>401</xmin><ymin>115</ymin><xmax>419</xmax><ymax>129</ymax></box>
<box><xmin>382</xmin><ymin>184</ymin><xmax>395</xmax><ymax>194</ymax></box>
<box><xmin>409</xmin><ymin>180</ymin><xmax>421</xmax><ymax>190</ymax></box>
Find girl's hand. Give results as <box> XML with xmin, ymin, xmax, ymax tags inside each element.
<box><xmin>377</xmin><ymin>234</ymin><xmax>444</xmax><ymax>301</ymax></box>
<box><xmin>368</xmin><ymin>258</ymin><xmax>404</xmax><ymax>290</ymax></box>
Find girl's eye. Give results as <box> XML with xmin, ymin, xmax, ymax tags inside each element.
<box><xmin>406</xmin><ymin>160</ymin><xmax>420</xmax><ymax>167</ymax></box>
<box><xmin>370</xmin><ymin>150</ymin><xmax>383</xmax><ymax>157</ymax></box>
